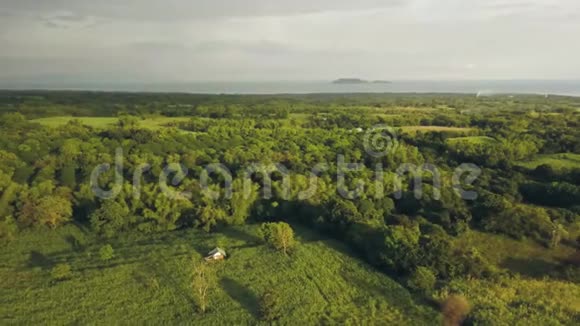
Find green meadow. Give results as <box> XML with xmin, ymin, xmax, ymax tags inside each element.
<box><xmin>516</xmin><ymin>153</ymin><xmax>580</xmax><ymax>171</ymax></box>
<box><xmin>445</xmin><ymin>136</ymin><xmax>496</xmax><ymax>145</ymax></box>
<box><xmin>0</xmin><ymin>225</ymin><xmax>437</xmax><ymax>325</ymax></box>
<box><xmin>400</xmin><ymin>126</ymin><xmax>475</xmax><ymax>135</ymax></box>
<box><xmin>31</xmin><ymin>116</ymin><xmax>192</xmax><ymax>130</ymax></box>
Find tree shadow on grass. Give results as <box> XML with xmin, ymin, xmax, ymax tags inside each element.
<box><xmin>220</xmin><ymin>277</ymin><xmax>260</xmax><ymax>319</ymax></box>
<box><xmin>295</xmin><ymin>224</ymin><xmax>374</xmax><ymax>263</ymax></box>
<box><xmin>339</xmin><ymin>267</ymin><xmax>439</xmax><ymax>317</ymax></box>
<box><xmin>27</xmin><ymin>251</ymin><xmax>53</xmax><ymax>269</ymax></box>
<box><xmin>219</xmin><ymin>227</ymin><xmax>262</xmax><ymax>245</ymax></box>
<box><xmin>501</xmin><ymin>257</ymin><xmax>561</xmax><ymax>278</ymax></box>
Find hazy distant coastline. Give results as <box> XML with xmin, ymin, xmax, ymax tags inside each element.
<box><xmin>332</xmin><ymin>78</ymin><xmax>392</xmax><ymax>84</ymax></box>
<box><xmin>1</xmin><ymin>80</ymin><xmax>579</xmax><ymax>97</ymax></box>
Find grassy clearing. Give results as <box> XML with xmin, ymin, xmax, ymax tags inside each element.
<box><xmin>446</xmin><ymin>136</ymin><xmax>496</xmax><ymax>145</ymax></box>
<box><xmin>0</xmin><ymin>224</ymin><xmax>437</xmax><ymax>324</ymax></box>
<box><xmin>32</xmin><ymin>116</ymin><xmax>118</xmax><ymax>128</ymax></box>
<box><xmin>400</xmin><ymin>126</ymin><xmax>475</xmax><ymax>135</ymax></box>
<box><xmin>516</xmin><ymin>153</ymin><xmax>580</xmax><ymax>171</ymax></box>
<box><xmin>439</xmin><ymin>277</ymin><xmax>580</xmax><ymax>325</ymax></box>
<box><xmin>31</xmin><ymin>116</ymin><xmax>192</xmax><ymax>130</ymax></box>
<box><xmin>288</xmin><ymin>113</ymin><xmax>313</xmax><ymax>122</ymax></box>
<box><xmin>450</xmin><ymin>230</ymin><xmax>580</xmax><ymax>324</ymax></box>
<box><xmin>454</xmin><ymin>230</ymin><xmax>575</xmax><ymax>277</ymax></box>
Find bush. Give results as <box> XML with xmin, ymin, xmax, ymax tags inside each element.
<box><xmin>0</xmin><ymin>216</ymin><xmax>18</xmax><ymax>241</ymax></box>
<box><xmin>51</xmin><ymin>263</ymin><xmax>72</xmax><ymax>281</ymax></box>
<box><xmin>407</xmin><ymin>266</ymin><xmax>437</xmax><ymax>294</ymax></box>
<box><xmin>441</xmin><ymin>295</ymin><xmax>471</xmax><ymax>326</ymax></box>
<box><xmin>99</xmin><ymin>244</ymin><xmax>115</xmax><ymax>261</ymax></box>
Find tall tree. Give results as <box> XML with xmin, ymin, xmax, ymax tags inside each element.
<box><xmin>259</xmin><ymin>222</ymin><xmax>296</xmax><ymax>255</ymax></box>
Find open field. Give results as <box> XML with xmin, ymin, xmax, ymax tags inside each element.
<box><xmin>400</xmin><ymin>126</ymin><xmax>475</xmax><ymax>135</ymax></box>
<box><xmin>446</xmin><ymin>135</ymin><xmax>496</xmax><ymax>145</ymax></box>
<box><xmin>0</xmin><ymin>224</ymin><xmax>437</xmax><ymax>325</ymax></box>
<box><xmin>516</xmin><ymin>153</ymin><xmax>580</xmax><ymax>171</ymax></box>
<box><xmin>439</xmin><ymin>277</ymin><xmax>580</xmax><ymax>325</ymax></box>
<box><xmin>31</xmin><ymin>116</ymin><xmax>192</xmax><ymax>130</ymax></box>
<box><xmin>32</xmin><ymin>116</ymin><xmax>118</xmax><ymax>128</ymax></box>
<box><xmin>454</xmin><ymin>230</ymin><xmax>576</xmax><ymax>277</ymax></box>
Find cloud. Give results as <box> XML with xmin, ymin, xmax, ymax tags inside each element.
<box><xmin>0</xmin><ymin>0</ymin><xmax>405</xmax><ymax>21</ymax></box>
<box><xmin>41</xmin><ymin>11</ymin><xmax>100</xmax><ymax>29</ymax></box>
<box><xmin>1</xmin><ymin>0</ymin><xmax>579</xmax><ymax>82</ymax></box>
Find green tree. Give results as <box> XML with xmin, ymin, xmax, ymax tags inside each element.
<box><xmin>90</xmin><ymin>200</ymin><xmax>130</xmax><ymax>237</ymax></box>
<box><xmin>35</xmin><ymin>196</ymin><xmax>73</xmax><ymax>228</ymax></box>
<box><xmin>259</xmin><ymin>222</ymin><xmax>296</xmax><ymax>255</ymax></box>
<box><xmin>382</xmin><ymin>224</ymin><xmax>421</xmax><ymax>273</ymax></box>
<box><xmin>407</xmin><ymin>266</ymin><xmax>437</xmax><ymax>294</ymax></box>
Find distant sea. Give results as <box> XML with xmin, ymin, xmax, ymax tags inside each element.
<box><xmin>1</xmin><ymin>80</ymin><xmax>580</xmax><ymax>97</ymax></box>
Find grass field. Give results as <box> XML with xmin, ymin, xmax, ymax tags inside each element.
<box><xmin>446</xmin><ymin>136</ymin><xmax>496</xmax><ymax>145</ymax></box>
<box><xmin>31</xmin><ymin>116</ymin><xmax>192</xmax><ymax>130</ymax></box>
<box><xmin>450</xmin><ymin>230</ymin><xmax>580</xmax><ymax>324</ymax></box>
<box><xmin>400</xmin><ymin>126</ymin><xmax>475</xmax><ymax>135</ymax></box>
<box><xmin>0</xmin><ymin>224</ymin><xmax>437</xmax><ymax>324</ymax></box>
<box><xmin>439</xmin><ymin>276</ymin><xmax>580</xmax><ymax>325</ymax></box>
<box><xmin>516</xmin><ymin>153</ymin><xmax>580</xmax><ymax>171</ymax></box>
<box><xmin>454</xmin><ymin>230</ymin><xmax>576</xmax><ymax>277</ymax></box>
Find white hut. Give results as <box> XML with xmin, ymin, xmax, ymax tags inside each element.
<box><xmin>205</xmin><ymin>247</ymin><xmax>226</xmax><ymax>261</ymax></box>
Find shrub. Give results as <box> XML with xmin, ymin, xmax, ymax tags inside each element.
<box><xmin>0</xmin><ymin>216</ymin><xmax>18</xmax><ymax>241</ymax></box>
<box><xmin>99</xmin><ymin>244</ymin><xmax>115</xmax><ymax>261</ymax></box>
<box><xmin>407</xmin><ymin>266</ymin><xmax>437</xmax><ymax>294</ymax></box>
<box><xmin>441</xmin><ymin>295</ymin><xmax>471</xmax><ymax>326</ymax></box>
<box><xmin>51</xmin><ymin>263</ymin><xmax>72</xmax><ymax>281</ymax></box>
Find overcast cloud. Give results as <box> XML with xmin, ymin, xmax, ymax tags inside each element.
<box><xmin>1</xmin><ymin>0</ymin><xmax>579</xmax><ymax>82</ymax></box>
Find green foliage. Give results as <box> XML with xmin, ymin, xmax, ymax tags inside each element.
<box><xmin>0</xmin><ymin>224</ymin><xmax>438</xmax><ymax>324</ymax></box>
<box><xmin>191</xmin><ymin>259</ymin><xmax>217</xmax><ymax>313</ymax></box>
<box><xmin>438</xmin><ymin>277</ymin><xmax>580</xmax><ymax>325</ymax></box>
<box><xmin>90</xmin><ymin>201</ymin><xmax>130</xmax><ymax>237</ymax></box>
<box><xmin>0</xmin><ymin>216</ymin><xmax>18</xmax><ymax>240</ymax></box>
<box><xmin>51</xmin><ymin>263</ymin><xmax>72</xmax><ymax>281</ymax></box>
<box><xmin>1</xmin><ymin>91</ymin><xmax>579</xmax><ymax>324</ymax></box>
<box><xmin>407</xmin><ymin>267</ymin><xmax>437</xmax><ymax>294</ymax></box>
<box><xmin>480</xmin><ymin>203</ymin><xmax>554</xmax><ymax>246</ymax></box>
<box><xmin>517</xmin><ymin>153</ymin><xmax>580</xmax><ymax>171</ymax></box>
<box><xmin>259</xmin><ymin>222</ymin><xmax>296</xmax><ymax>255</ymax></box>
<box><xmin>99</xmin><ymin>244</ymin><xmax>115</xmax><ymax>261</ymax></box>
<box><xmin>259</xmin><ymin>288</ymin><xmax>283</xmax><ymax>321</ymax></box>
<box><xmin>382</xmin><ymin>224</ymin><xmax>421</xmax><ymax>273</ymax></box>
<box><xmin>17</xmin><ymin>194</ymin><xmax>73</xmax><ymax>229</ymax></box>
<box><xmin>59</xmin><ymin>165</ymin><xmax>77</xmax><ymax>188</ymax></box>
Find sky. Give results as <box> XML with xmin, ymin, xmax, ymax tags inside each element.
<box><xmin>1</xmin><ymin>0</ymin><xmax>579</xmax><ymax>83</ymax></box>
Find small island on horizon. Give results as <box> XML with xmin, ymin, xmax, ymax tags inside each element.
<box><xmin>332</xmin><ymin>78</ymin><xmax>392</xmax><ymax>84</ymax></box>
